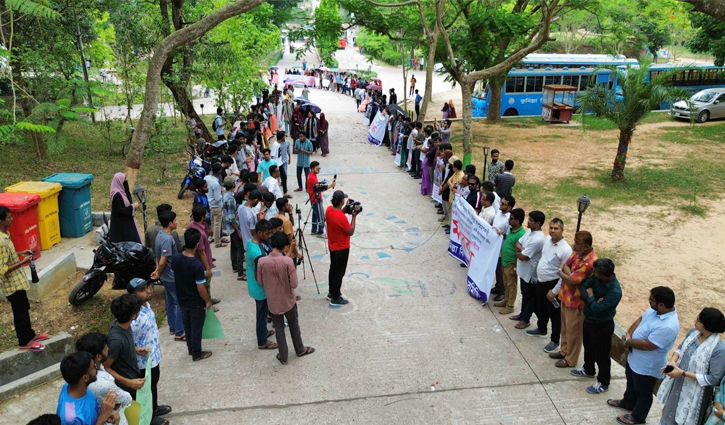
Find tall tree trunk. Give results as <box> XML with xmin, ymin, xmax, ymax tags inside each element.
<box><xmin>676</xmin><ymin>0</ymin><xmax>725</xmax><ymax>22</ymax></box>
<box><xmin>124</xmin><ymin>0</ymin><xmax>267</xmax><ymax>187</ymax></box>
<box><xmin>418</xmin><ymin>29</ymin><xmax>438</xmax><ymax>122</ymax></box>
<box><xmin>460</xmin><ymin>80</ymin><xmax>474</xmax><ymax>166</ymax></box>
<box><xmin>485</xmin><ymin>78</ymin><xmax>504</xmax><ymax>124</ymax></box>
<box><xmin>611</xmin><ymin>127</ymin><xmax>633</xmax><ymax>181</ymax></box>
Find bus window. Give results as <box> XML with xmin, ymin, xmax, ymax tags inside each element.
<box><xmin>525</xmin><ymin>76</ymin><xmax>544</xmax><ymax>93</ymax></box>
<box><xmin>505</xmin><ymin>76</ymin><xmax>525</xmax><ymax>93</ymax></box>
<box><xmin>562</xmin><ymin>75</ymin><xmax>579</xmax><ymax>88</ymax></box>
<box><xmin>579</xmin><ymin>75</ymin><xmax>589</xmax><ymax>91</ymax></box>
<box><xmin>544</xmin><ymin>75</ymin><xmax>561</xmax><ymax>86</ymax></box>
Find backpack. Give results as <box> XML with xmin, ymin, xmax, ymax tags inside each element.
<box><xmin>212</xmin><ymin>116</ymin><xmax>219</xmax><ymax>131</ymax></box>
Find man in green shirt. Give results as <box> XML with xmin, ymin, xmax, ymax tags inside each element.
<box><xmin>246</xmin><ymin>219</ymin><xmax>277</xmax><ymax>350</ymax></box>
<box><xmin>498</xmin><ymin>208</ymin><xmax>526</xmax><ymax>314</ymax></box>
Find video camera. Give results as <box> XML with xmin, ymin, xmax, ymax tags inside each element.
<box><xmin>313</xmin><ymin>174</ymin><xmax>337</xmax><ymax>193</ymax></box>
<box><xmin>343</xmin><ymin>199</ymin><xmax>363</xmax><ymax>215</ymax></box>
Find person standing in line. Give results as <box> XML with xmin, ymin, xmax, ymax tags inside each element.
<box><xmin>214</xmin><ymin>107</ymin><xmax>225</xmax><ymax>141</ymax></box>
<box><xmin>127</xmin><ymin>279</ymin><xmax>172</xmax><ymax>424</ymax></box>
<box><xmin>409</xmin><ymin>74</ymin><xmax>416</xmax><ymax>96</ymax></box>
<box><xmin>275</xmin><ymin>198</ymin><xmax>301</xmax><ymax>262</ymax></box>
<box><xmin>325</xmin><ymin>191</ymin><xmax>358</xmax><ymax>306</ymax></box>
<box><xmin>104</xmin><ymin>295</ymin><xmax>145</xmax><ymax>398</ymax></box>
<box><xmin>495</xmin><ymin>208</ymin><xmax>525</xmax><ymax>315</ymax></box>
<box><xmin>510</xmin><ymin>210</ymin><xmax>546</xmax><ymax>329</ymax></box>
<box><xmin>494</xmin><ymin>160</ymin><xmax>516</xmax><ymax>198</ymax></box>
<box><xmin>257</xmin><ymin>149</ymin><xmax>278</xmax><ymax>183</ymax></box>
<box><xmin>478</xmin><ymin>192</ymin><xmax>496</xmax><ymax>225</ymax></box>
<box><xmin>318</xmin><ymin>113</ymin><xmax>330</xmax><ymax>157</ymax></box>
<box><xmin>187</xmin><ymin>205</ymin><xmax>217</xmax><ymax>309</ymax></box>
<box><xmin>236</xmin><ymin>188</ymin><xmax>265</xmax><ymax>281</ymax></box>
<box><xmin>389</xmin><ymin>88</ymin><xmax>397</xmax><ymax>105</ymax></box>
<box><xmin>172</xmin><ymin>229</ymin><xmax>213</xmax><ymax>362</ymax></box>
<box><xmin>414</xmin><ymin>90</ymin><xmax>422</xmax><ymax>120</ymax></box>
<box><xmin>57</xmin><ymin>352</ymin><xmax>119</xmax><ymax>425</ymax></box>
<box><xmin>293</xmin><ymin>133</ymin><xmax>313</xmax><ymax>192</ymax></box>
<box><xmin>0</xmin><ymin>206</ymin><xmax>48</xmax><ymax>352</ymax></box>
<box><xmin>304</xmin><ymin>111</ymin><xmax>319</xmax><ymax>154</ymax></box>
<box><xmin>487</xmin><ymin>149</ymin><xmax>504</xmax><ymax>183</ymax></box>
<box><xmin>246</xmin><ymin>220</ymin><xmax>278</xmax><ymax>350</ymax></box>
<box><xmin>204</xmin><ymin>163</ymin><xmax>226</xmax><ymax>248</ymax></box>
<box><xmin>144</xmin><ymin>204</ymin><xmax>182</xmax><ymax>255</ymax></box>
<box><xmin>527</xmin><ymin>218</ymin><xmax>572</xmax><ymax>356</ymax></box>
<box><xmin>258</xmin><ymin>232</ymin><xmax>315</xmax><ymax>365</ymax></box>
<box><xmin>490</xmin><ymin>196</ymin><xmax>514</xmax><ymax>303</ymax></box>
<box><xmin>274</xmin><ymin>131</ymin><xmax>292</xmax><ymax>197</ymax></box>
<box><xmin>608</xmin><ymin>287</ymin><xmax>679</xmax><ymax>425</ymax></box>
<box><xmin>568</xmin><ymin>258</ymin><xmax>621</xmax><ymax>396</ymax></box>
<box><xmin>549</xmin><ymin>231</ymin><xmax>597</xmax><ymax>368</ymax></box>
<box><xmin>150</xmin><ymin>211</ymin><xmax>184</xmax><ymax>341</ymax></box>
<box><xmin>223</xmin><ymin>177</ymin><xmax>242</xmax><ymax>274</ymax></box>
<box><xmin>263</xmin><ymin>165</ymin><xmax>284</xmax><ymax>200</ymax></box>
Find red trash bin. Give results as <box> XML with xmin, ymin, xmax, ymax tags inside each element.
<box><xmin>0</xmin><ymin>192</ymin><xmax>42</xmax><ymax>259</ymax></box>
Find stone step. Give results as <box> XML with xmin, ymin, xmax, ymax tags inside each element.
<box><xmin>0</xmin><ymin>362</ymin><xmax>61</xmax><ymax>403</ymax></box>
<box><xmin>0</xmin><ymin>332</ymin><xmax>73</xmax><ymax>388</ymax></box>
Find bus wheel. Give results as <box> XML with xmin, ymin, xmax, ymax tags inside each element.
<box><xmin>503</xmin><ymin>108</ymin><xmax>518</xmax><ymax>117</ymax></box>
<box><xmin>698</xmin><ymin>110</ymin><xmax>710</xmax><ymax>123</ymax></box>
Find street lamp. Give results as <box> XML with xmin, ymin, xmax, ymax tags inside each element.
<box><xmin>576</xmin><ymin>193</ymin><xmax>591</xmax><ymax>233</ymax></box>
<box><xmin>482</xmin><ymin>146</ymin><xmax>490</xmax><ymax>181</ymax></box>
<box><xmin>132</xmin><ymin>185</ymin><xmax>148</xmax><ymax>232</ymax></box>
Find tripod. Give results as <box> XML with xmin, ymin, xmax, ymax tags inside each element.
<box><xmin>295</xmin><ymin>204</ymin><xmax>321</xmax><ymax>294</ymax></box>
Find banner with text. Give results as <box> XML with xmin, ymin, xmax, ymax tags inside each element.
<box><xmin>367</xmin><ymin>111</ymin><xmax>387</xmax><ymax>146</ymax></box>
<box><xmin>448</xmin><ymin>194</ymin><xmax>503</xmax><ymax>303</ymax></box>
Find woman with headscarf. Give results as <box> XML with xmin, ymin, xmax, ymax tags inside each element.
<box><xmin>108</xmin><ymin>173</ymin><xmax>142</xmax><ymax>243</ymax></box>
<box><xmin>304</xmin><ymin>110</ymin><xmax>318</xmax><ymax>153</ymax></box>
<box><xmin>318</xmin><ymin>112</ymin><xmax>330</xmax><ymax>156</ymax></box>
<box><xmin>448</xmin><ymin>100</ymin><xmax>457</xmax><ymax>118</ymax></box>
<box><xmin>291</xmin><ymin>106</ymin><xmax>303</xmax><ymax>140</ymax></box>
<box><xmin>657</xmin><ymin>307</ymin><xmax>725</xmax><ymax>425</ymax></box>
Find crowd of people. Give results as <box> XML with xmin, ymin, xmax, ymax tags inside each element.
<box><xmin>6</xmin><ymin>60</ymin><xmax>725</xmax><ymax>425</ymax></box>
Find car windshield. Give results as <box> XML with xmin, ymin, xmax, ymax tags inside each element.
<box><xmin>692</xmin><ymin>90</ymin><xmax>718</xmax><ymax>103</ymax></box>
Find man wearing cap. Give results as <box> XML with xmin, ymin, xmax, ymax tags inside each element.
<box><xmin>127</xmin><ymin>278</ymin><xmax>172</xmax><ymax>423</ymax></box>
<box><xmin>325</xmin><ymin>190</ymin><xmax>358</xmax><ymax>306</ymax></box>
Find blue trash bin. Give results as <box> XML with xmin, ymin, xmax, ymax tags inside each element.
<box><xmin>42</xmin><ymin>173</ymin><xmax>94</xmax><ymax>238</ymax></box>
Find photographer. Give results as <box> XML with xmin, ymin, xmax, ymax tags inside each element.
<box><xmin>306</xmin><ymin>161</ymin><xmax>335</xmax><ymax>237</ymax></box>
<box><xmin>325</xmin><ymin>190</ymin><xmax>359</xmax><ymax>306</ymax></box>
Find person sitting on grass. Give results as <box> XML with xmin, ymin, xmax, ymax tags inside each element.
<box><xmin>57</xmin><ymin>351</ymin><xmax>119</xmax><ymax>425</ymax></box>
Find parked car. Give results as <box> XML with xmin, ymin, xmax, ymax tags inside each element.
<box><xmin>671</xmin><ymin>88</ymin><xmax>725</xmax><ymax>123</ymax></box>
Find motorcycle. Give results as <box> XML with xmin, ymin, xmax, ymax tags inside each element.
<box><xmin>177</xmin><ymin>153</ymin><xmax>211</xmax><ymax>199</ymax></box>
<box><xmin>68</xmin><ymin>215</ymin><xmax>157</xmax><ymax>306</ymax></box>
<box><xmin>202</xmin><ymin>139</ymin><xmax>228</xmax><ymax>162</ymax></box>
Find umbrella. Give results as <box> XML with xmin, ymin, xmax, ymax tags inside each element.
<box><xmin>388</xmin><ymin>103</ymin><xmax>406</xmax><ymax>117</ymax></box>
<box><xmin>367</xmin><ymin>84</ymin><xmax>382</xmax><ymax>91</ymax></box>
<box><xmin>269</xmin><ymin>66</ymin><xmax>279</xmax><ymax>69</ymax></box>
<box><xmin>338</xmin><ymin>68</ymin><xmax>348</xmax><ymax>72</ymax></box>
<box><xmin>295</xmin><ymin>96</ymin><xmax>311</xmax><ymax>104</ymax></box>
<box><xmin>301</xmin><ymin>103</ymin><xmax>322</xmax><ymax>114</ymax></box>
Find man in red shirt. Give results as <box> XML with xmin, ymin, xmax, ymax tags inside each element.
<box><xmin>306</xmin><ymin>161</ymin><xmax>335</xmax><ymax>236</ymax></box>
<box><xmin>325</xmin><ymin>190</ymin><xmax>358</xmax><ymax>305</ymax></box>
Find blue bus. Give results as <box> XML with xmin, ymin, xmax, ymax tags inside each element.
<box><xmin>644</xmin><ymin>63</ymin><xmax>725</xmax><ymax>110</ymax></box>
<box><xmin>472</xmin><ymin>67</ymin><xmax>614</xmax><ymax>117</ymax></box>
<box><xmin>521</xmin><ymin>53</ymin><xmax>638</xmax><ymax>68</ymax></box>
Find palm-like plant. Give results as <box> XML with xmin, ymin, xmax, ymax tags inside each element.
<box><xmin>578</xmin><ymin>59</ymin><xmax>690</xmax><ymax>181</ymax></box>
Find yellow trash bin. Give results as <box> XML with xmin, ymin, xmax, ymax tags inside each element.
<box><xmin>5</xmin><ymin>181</ymin><xmax>62</xmax><ymax>250</ymax></box>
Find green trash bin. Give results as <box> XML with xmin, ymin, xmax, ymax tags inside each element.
<box><xmin>42</xmin><ymin>173</ymin><xmax>94</xmax><ymax>238</ymax></box>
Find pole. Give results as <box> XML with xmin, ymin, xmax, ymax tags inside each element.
<box><xmin>576</xmin><ymin>212</ymin><xmax>583</xmax><ymax>233</ymax></box>
<box><xmin>483</xmin><ymin>153</ymin><xmax>488</xmax><ymax>182</ymax></box>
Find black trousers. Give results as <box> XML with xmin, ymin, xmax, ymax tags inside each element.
<box><xmin>279</xmin><ymin>164</ymin><xmax>288</xmax><ymax>194</ymax></box>
<box><xmin>621</xmin><ymin>362</ymin><xmax>658</xmax><ymax>423</ymax></box>
<box><xmin>535</xmin><ymin>279</ymin><xmax>561</xmax><ymax>343</ymax></box>
<box><xmin>582</xmin><ymin>319</ymin><xmax>614</xmax><ymax>386</ymax></box>
<box><xmin>415</xmin><ymin>104</ymin><xmax>420</xmax><ymax>120</ymax></box>
<box><xmin>410</xmin><ymin>150</ymin><xmax>418</xmax><ymax>175</ymax></box>
<box><xmin>271</xmin><ymin>304</ymin><xmax>305</xmax><ymax>363</ymax></box>
<box><xmin>151</xmin><ymin>365</ymin><xmax>160</xmax><ymax>414</ymax></box>
<box><xmin>230</xmin><ymin>231</ymin><xmax>244</xmax><ymax>273</ymax></box>
<box><xmin>296</xmin><ymin>166</ymin><xmax>310</xmax><ymax>190</ymax></box>
<box><xmin>519</xmin><ymin>278</ymin><xmax>535</xmax><ymax>323</ymax></box>
<box><xmin>328</xmin><ymin>248</ymin><xmax>350</xmax><ymax>300</ymax></box>
<box><xmin>181</xmin><ymin>306</ymin><xmax>206</xmax><ymax>359</ymax></box>
<box><xmin>7</xmin><ymin>290</ymin><xmax>35</xmax><ymax>346</ymax></box>
<box><xmin>493</xmin><ymin>258</ymin><xmax>504</xmax><ymax>295</ymax></box>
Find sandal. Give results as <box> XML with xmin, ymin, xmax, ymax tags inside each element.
<box><xmin>193</xmin><ymin>351</ymin><xmax>213</xmax><ymax>362</ymax></box>
<box><xmin>607</xmin><ymin>399</ymin><xmax>632</xmax><ymax>411</ymax></box>
<box><xmin>215</xmin><ymin>243</ymin><xmax>229</xmax><ymax>248</ymax></box>
<box><xmin>213</xmin><ymin>307</ymin><xmax>219</xmax><ymax>313</ymax></box>
<box><xmin>238</xmin><ymin>273</ymin><xmax>247</xmax><ymax>281</ymax></box>
<box><xmin>31</xmin><ymin>333</ymin><xmax>50</xmax><ymax>343</ymax></box>
<box><xmin>509</xmin><ymin>315</ymin><xmax>521</xmax><ymax>321</ymax></box>
<box><xmin>297</xmin><ymin>346</ymin><xmax>315</xmax><ymax>357</ymax></box>
<box><xmin>616</xmin><ymin>414</ymin><xmax>643</xmax><ymax>425</ymax></box>
<box><xmin>276</xmin><ymin>353</ymin><xmax>287</xmax><ymax>365</ymax></box>
<box><xmin>258</xmin><ymin>341</ymin><xmax>278</xmax><ymax>350</ymax></box>
<box><xmin>174</xmin><ymin>334</ymin><xmax>186</xmax><ymax>341</ymax></box>
<box><xmin>151</xmin><ymin>418</ymin><xmax>169</xmax><ymax>425</ymax></box>
<box><xmin>514</xmin><ymin>321</ymin><xmax>530</xmax><ymax>330</ymax></box>
<box><xmin>19</xmin><ymin>342</ymin><xmax>45</xmax><ymax>352</ymax></box>
<box><xmin>267</xmin><ymin>329</ymin><xmax>275</xmax><ymax>337</ymax></box>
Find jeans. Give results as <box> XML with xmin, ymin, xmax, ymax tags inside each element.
<box><xmin>329</xmin><ymin>248</ymin><xmax>350</xmax><ymax>300</ymax></box>
<box><xmin>181</xmin><ymin>306</ymin><xmax>205</xmax><ymax>359</ymax></box>
<box><xmin>280</xmin><ymin>163</ymin><xmax>288</xmax><ymax>194</ymax></box>
<box><xmin>272</xmin><ymin>304</ymin><xmax>305</xmax><ymax>363</ymax></box>
<box><xmin>535</xmin><ymin>279</ymin><xmax>561</xmax><ymax>343</ymax></box>
<box><xmin>7</xmin><ymin>290</ymin><xmax>36</xmax><ymax>346</ymax></box>
<box><xmin>519</xmin><ymin>278</ymin><xmax>535</xmax><ymax>323</ymax></box>
<box><xmin>621</xmin><ymin>362</ymin><xmax>658</xmax><ymax>423</ymax></box>
<box><xmin>311</xmin><ymin>201</ymin><xmax>325</xmax><ymax>234</ymax></box>
<box><xmin>296</xmin><ymin>166</ymin><xmax>310</xmax><ymax>190</ymax></box>
<box><xmin>582</xmin><ymin>319</ymin><xmax>614</xmax><ymax>386</ymax></box>
<box><xmin>255</xmin><ymin>299</ymin><xmax>270</xmax><ymax>346</ymax></box>
<box><xmin>163</xmin><ymin>280</ymin><xmax>184</xmax><ymax>337</ymax></box>
<box><xmin>231</xmin><ymin>232</ymin><xmax>245</xmax><ymax>275</ymax></box>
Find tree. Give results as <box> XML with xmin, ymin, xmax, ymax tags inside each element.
<box><xmin>687</xmin><ymin>12</ymin><xmax>725</xmax><ymax>65</ymax></box>
<box><xmin>314</xmin><ymin>0</ymin><xmax>343</xmax><ymax>66</ymax></box>
<box><xmin>676</xmin><ymin>0</ymin><xmax>725</xmax><ymax>21</ymax></box>
<box><xmin>577</xmin><ymin>60</ymin><xmax>690</xmax><ymax>181</ymax></box>
<box><xmin>124</xmin><ymin>0</ymin><xmax>268</xmax><ymax>186</ymax></box>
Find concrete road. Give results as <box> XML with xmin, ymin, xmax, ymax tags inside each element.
<box><xmin>2</xmin><ymin>86</ymin><xmax>663</xmax><ymax>425</ymax></box>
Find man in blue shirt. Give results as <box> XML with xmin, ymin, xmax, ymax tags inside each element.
<box><xmin>214</xmin><ymin>107</ymin><xmax>225</xmax><ymax>140</ymax></box>
<box><xmin>293</xmin><ymin>133</ymin><xmax>313</xmax><ymax>192</ymax></box>
<box><xmin>57</xmin><ymin>351</ymin><xmax>118</xmax><ymax>425</ymax></box>
<box><xmin>609</xmin><ymin>286</ymin><xmax>679</xmax><ymax>425</ymax></box>
<box><xmin>414</xmin><ymin>89</ymin><xmax>422</xmax><ymax>120</ymax></box>
<box><xmin>257</xmin><ymin>148</ymin><xmax>277</xmax><ymax>183</ymax></box>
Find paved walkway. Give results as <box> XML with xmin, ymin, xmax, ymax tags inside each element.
<box><xmin>2</xmin><ymin>84</ymin><xmax>663</xmax><ymax>424</ymax></box>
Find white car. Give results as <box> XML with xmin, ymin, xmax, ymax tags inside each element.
<box><xmin>671</xmin><ymin>88</ymin><xmax>725</xmax><ymax>123</ymax></box>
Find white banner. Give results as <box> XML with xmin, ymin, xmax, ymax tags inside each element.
<box><xmin>431</xmin><ymin>158</ymin><xmax>444</xmax><ymax>204</ymax></box>
<box><xmin>449</xmin><ymin>194</ymin><xmax>503</xmax><ymax>303</ymax></box>
<box><xmin>367</xmin><ymin>111</ymin><xmax>387</xmax><ymax>146</ymax></box>
<box><xmin>432</xmin><ymin>183</ymin><xmax>443</xmax><ymax>204</ymax></box>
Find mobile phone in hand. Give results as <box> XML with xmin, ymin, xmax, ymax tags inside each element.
<box><xmin>663</xmin><ymin>365</ymin><xmax>674</xmax><ymax>373</ymax></box>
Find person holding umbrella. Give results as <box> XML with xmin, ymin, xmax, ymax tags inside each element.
<box><xmin>303</xmin><ymin>110</ymin><xmax>319</xmax><ymax>154</ymax></box>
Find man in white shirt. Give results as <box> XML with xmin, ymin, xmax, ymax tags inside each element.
<box><xmin>478</xmin><ymin>192</ymin><xmax>496</xmax><ymax>225</ymax></box>
<box><xmin>526</xmin><ymin>218</ymin><xmax>573</xmax><ymax>357</ymax></box>
<box><xmin>512</xmin><ymin>210</ymin><xmax>546</xmax><ymax>330</ymax></box>
<box><xmin>491</xmin><ymin>195</ymin><xmax>514</xmax><ymax>303</ymax></box>
<box><xmin>482</xmin><ymin>181</ymin><xmax>500</xmax><ymax>211</ymax></box>
<box><xmin>262</xmin><ymin>165</ymin><xmax>284</xmax><ymax>200</ymax></box>
<box><xmin>204</xmin><ymin>163</ymin><xmax>226</xmax><ymax>248</ymax></box>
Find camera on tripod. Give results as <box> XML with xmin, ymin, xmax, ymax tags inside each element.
<box><xmin>343</xmin><ymin>199</ymin><xmax>363</xmax><ymax>215</ymax></box>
